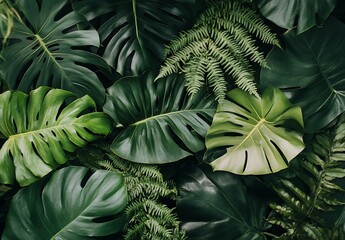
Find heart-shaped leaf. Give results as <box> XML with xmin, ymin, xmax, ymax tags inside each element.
<box><xmin>103</xmin><ymin>73</ymin><xmax>216</xmax><ymax>164</ymax></box>
<box><xmin>255</xmin><ymin>0</ymin><xmax>336</xmax><ymax>34</ymax></box>
<box><xmin>205</xmin><ymin>88</ymin><xmax>304</xmax><ymax>175</ymax></box>
<box><xmin>176</xmin><ymin>164</ymin><xmax>270</xmax><ymax>239</ymax></box>
<box><xmin>0</xmin><ymin>0</ymin><xmax>109</xmax><ymax>105</ymax></box>
<box><xmin>72</xmin><ymin>0</ymin><xmax>196</xmax><ymax>76</ymax></box>
<box><xmin>2</xmin><ymin>166</ymin><xmax>128</xmax><ymax>239</ymax></box>
<box><xmin>0</xmin><ymin>87</ymin><xmax>113</xmax><ymax>186</ymax></box>
<box><xmin>261</xmin><ymin>17</ymin><xmax>345</xmax><ymax>133</ymax></box>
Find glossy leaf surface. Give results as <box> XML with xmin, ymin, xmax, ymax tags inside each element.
<box><xmin>72</xmin><ymin>0</ymin><xmax>196</xmax><ymax>76</ymax></box>
<box><xmin>261</xmin><ymin>17</ymin><xmax>345</xmax><ymax>132</ymax></box>
<box><xmin>2</xmin><ymin>166</ymin><xmax>127</xmax><ymax>239</ymax></box>
<box><xmin>0</xmin><ymin>0</ymin><xmax>109</xmax><ymax>105</ymax></box>
<box><xmin>103</xmin><ymin>74</ymin><xmax>216</xmax><ymax>164</ymax></box>
<box><xmin>176</xmin><ymin>165</ymin><xmax>269</xmax><ymax>240</ymax></box>
<box><xmin>255</xmin><ymin>0</ymin><xmax>336</xmax><ymax>34</ymax></box>
<box><xmin>205</xmin><ymin>88</ymin><xmax>304</xmax><ymax>175</ymax></box>
<box><xmin>0</xmin><ymin>87</ymin><xmax>113</xmax><ymax>186</ymax></box>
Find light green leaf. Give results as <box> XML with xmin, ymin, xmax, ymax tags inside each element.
<box><xmin>72</xmin><ymin>0</ymin><xmax>196</xmax><ymax>76</ymax></box>
<box><xmin>260</xmin><ymin>17</ymin><xmax>345</xmax><ymax>132</ymax></box>
<box><xmin>0</xmin><ymin>87</ymin><xmax>113</xmax><ymax>186</ymax></box>
<box><xmin>0</xmin><ymin>0</ymin><xmax>109</xmax><ymax>105</ymax></box>
<box><xmin>205</xmin><ymin>88</ymin><xmax>304</xmax><ymax>175</ymax></box>
<box><xmin>255</xmin><ymin>0</ymin><xmax>336</xmax><ymax>34</ymax></box>
<box><xmin>103</xmin><ymin>73</ymin><xmax>216</xmax><ymax>164</ymax></box>
<box><xmin>2</xmin><ymin>166</ymin><xmax>128</xmax><ymax>240</ymax></box>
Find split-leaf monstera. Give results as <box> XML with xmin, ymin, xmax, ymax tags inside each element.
<box><xmin>103</xmin><ymin>73</ymin><xmax>216</xmax><ymax>164</ymax></box>
<box><xmin>255</xmin><ymin>0</ymin><xmax>337</xmax><ymax>34</ymax></box>
<box><xmin>0</xmin><ymin>87</ymin><xmax>113</xmax><ymax>186</ymax></box>
<box><xmin>0</xmin><ymin>0</ymin><xmax>109</xmax><ymax>105</ymax></box>
<box><xmin>205</xmin><ymin>88</ymin><xmax>305</xmax><ymax>175</ymax></box>
<box><xmin>261</xmin><ymin>17</ymin><xmax>345</xmax><ymax>133</ymax></box>
<box><xmin>2</xmin><ymin>166</ymin><xmax>128</xmax><ymax>240</ymax></box>
<box><xmin>72</xmin><ymin>0</ymin><xmax>196</xmax><ymax>76</ymax></box>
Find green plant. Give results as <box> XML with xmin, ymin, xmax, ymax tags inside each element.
<box><xmin>2</xmin><ymin>166</ymin><xmax>128</xmax><ymax>239</ymax></box>
<box><xmin>261</xmin><ymin>17</ymin><xmax>345</xmax><ymax>132</ymax></box>
<box><xmin>205</xmin><ymin>87</ymin><xmax>305</xmax><ymax>174</ymax></box>
<box><xmin>78</xmin><ymin>144</ymin><xmax>185</xmax><ymax>240</ymax></box>
<box><xmin>0</xmin><ymin>0</ymin><xmax>109</xmax><ymax>105</ymax></box>
<box><xmin>0</xmin><ymin>87</ymin><xmax>113</xmax><ymax>186</ymax></box>
<box><xmin>103</xmin><ymin>73</ymin><xmax>216</xmax><ymax>164</ymax></box>
<box><xmin>157</xmin><ymin>0</ymin><xmax>279</xmax><ymax>101</ymax></box>
<box><xmin>268</xmin><ymin>114</ymin><xmax>345</xmax><ymax>239</ymax></box>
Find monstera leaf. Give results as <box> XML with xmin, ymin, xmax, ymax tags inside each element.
<box><xmin>0</xmin><ymin>0</ymin><xmax>109</xmax><ymax>105</ymax></box>
<box><xmin>0</xmin><ymin>87</ymin><xmax>113</xmax><ymax>186</ymax></box>
<box><xmin>72</xmin><ymin>0</ymin><xmax>196</xmax><ymax>76</ymax></box>
<box><xmin>255</xmin><ymin>0</ymin><xmax>336</xmax><ymax>34</ymax></box>
<box><xmin>176</xmin><ymin>164</ymin><xmax>271</xmax><ymax>239</ymax></box>
<box><xmin>103</xmin><ymin>73</ymin><xmax>216</xmax><ymax>164</ymax></box>
<box><xmin>261</xmin><ymin>17</ymin><xmax>345</xmax><ymax>133</ymax></box>
<box><xmin>2</xmin><ymin>166</ymin><xmax>128</xmax><ymax>239</ymax></box>
<box><xmin>205</xmin><ymin>88</ymin><xmax>304</xmax><ymax>175</ymax></box>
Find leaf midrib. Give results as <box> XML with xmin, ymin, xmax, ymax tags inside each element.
<box><xmin>131</xmin><ymin>108</ymin><xmax>214</xmax><ymax>126</ymax></box>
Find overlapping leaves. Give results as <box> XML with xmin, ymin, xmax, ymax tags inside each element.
<box><xmin>205</xmin><ymin>88</ymin><xmax>305</xmax><ymax>175</ymax></box>
<box><xmin>0</xmin><ymin>87</ymin><xmax>113</xmax><ymax>186</ymax></box>
<box><xmin>261</xmin><ymin>17</ymin><xmax>345</xmax><ymax>132</ymax></box>
<box><xmin>103</xmin><ymin>73</ymin><xmax>216</xmax><ymax>164</ymax></box>
<box><xmin>0</xmin><ymin>0</ymin><xmax>109</xmax><ymax>105</ymax></box>
<box><xmin>2</xmin><ymin>166</ymin><xmax>127</xmax><ymax>239</ymax></box>
<box><xmin>72</xmin><ymin>0</ymin><xmax>196</xmax><ymax>76</ymax></box>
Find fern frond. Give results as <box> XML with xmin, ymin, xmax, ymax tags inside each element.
<box><xmin>268</xmin><ymin>114</ymin><xmax>345</xmax><ymax>239</ymax></box>
<box><xmin>157</xmin><ymin>0</ymin><xmax>278</xmax><ymax>101</ymax></box>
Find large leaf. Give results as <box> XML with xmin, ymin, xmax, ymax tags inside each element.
<box><xmin>176</xmin><ymin>164</ymin><xmax>270</xmax><ymax>240</ymax></box>
<box><xmin>103</xmin><ymin>73</ymin><xmax>216</xmax><ymax>164</ymax></box>
<box><xmin>2</xmin><ymin>166</ymin><xmax>128</xmax><ymax>239</ymax></box>
<box><xmin>0</xmin><ymin>0</ymin><xmax>109</xmax><ymax>105</ymax></box>
<box><xmin>72</xmin><ymin>0</ymin><xmax>196</xmax><ymax>76</ymax></box>
<box><xmin>261</xmin><ymin>17</ymin><xmax>345</xmax><ymax>133</ymax></box>
<box><xmin>255</xmin><ymin>0</ymin><xmax>336</xmax><ymax>34</ymax></box>
<box><xmin>205</xmin><ymin>88</ymin><xmax>304</xmax><ymax>175</ymax></box>
<box><xmin>0</xmin><ymin>87</ymin><xmax>113</xmax><ymax>186</ymax></box>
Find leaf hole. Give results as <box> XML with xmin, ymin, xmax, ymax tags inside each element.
<box><xmin>54</xmin><ymin>3</ymin><xmax>73</xmax><ymax>22</ymax></box>
<box><xmin>223</xmin><ymin>132</ymin><xmax>243</xmax><ymax>137</ymax></box>
<box><xmin>243</xmin><ymin>150</ymin><xmax>248</xmax><ymax>172</ymax></box>
<box><xmin>270</xmin><ymin>140</ymin><xmax>289</xmax><ymax>166</ymax></box>
<box><xmin>55</xmin><ymin>57</ymin><xmax>63</xmax><ymax>61</ymax></box>
<box><xmin>80</xmin><ymin>169</ymin><xmax>94</xmax><ymax>188</ymax></box>
<box><xmin>264</xmin><ymin>150</ymin><xmax>273</xmax><ymax>173</ymax></box>
<box><xmin>93</xmin><ymin>214</ymin><xmax>122</xmax><ymax>223</ymax></box>
<box><xmin>226</xmin><ymin>111</ymin><xmax>249</xmax><ymax>121</ymax></box>
<box><xmin>196</xmin><ymin>113</ymin><xmax>211</xmax><ymax>125</ymax></box>
<box><xmin>167</xmin><ymin>125</ymin><xmax>191</xmax><ymax>153</ymax></box>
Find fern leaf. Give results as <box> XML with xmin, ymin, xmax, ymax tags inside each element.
<box><xmin>268</xmin><ymin>114</ymin><xmax>345</xmax><ymax>239</ymax></box>
<box><xmin>157</xmin><ymin>0</ymin><xmax>279</xmax><ymax>101</ymax></box>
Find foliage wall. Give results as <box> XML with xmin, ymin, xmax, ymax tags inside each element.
<box><xmin>0</xmin><ymin>0</ymin><xmax>345</xmax><ymax>239</ymax></box>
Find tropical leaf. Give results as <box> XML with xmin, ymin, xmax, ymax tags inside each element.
<box><xmin>0</xmin><ymin>87</ymin><xmax>113</xmax><ymax>186</ymax></box>
<box><xmin>205</xmin><ymin>88</ymin><xmax>305</xmax><ymax>175</ymax></box>
<box><xmin>103</xmin><ymin>73</ymin><xmax>216</xmax><ymax>164</ymax></box>
<box><xmin>261</xmin><ymin>17</ymin><xmax>345</xmax><ymax>133</ymax></box>
<box><xmin>176</xmin><ymin>164</ymin><xmax>270</xmax><ymax>240</ymax></box>
<box><xmin>2</xmin><ymin>166</ymin><xmax>128</xmax><ymax>240</ymax></box>
<box><xmin>72</xmin><ymin>0</ymin><xmax>196</xmax><ymax>76</ymax></box>
<box><xmin>255</xmin><ymin>0</ymin><xmax>337</xmax><ymax>34</ymax></box>
<box><xmin>0</xmin><ymin>0</ymin><xmax>109</xmax><ymax>105</ymax></box>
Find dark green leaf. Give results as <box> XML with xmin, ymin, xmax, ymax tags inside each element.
<box><xmin>0</xmin><ymin>0</ymin><xmax>109</xmax><ymax>105</ymax></box>
<box><xmin>103</xmin><ymin>73</ymin><xmax>216</xmax><ymax>164</ymax></box>
<box><xmin>2</xmin><ymin>166</ymin><xmax>128</xmax><ymax>239</ymax></box>
<box><xmin>72</xmin><ymin>0</ymin><xmax>196</xmax><ymax>76</ymax></box>
<box><xmin>205</xmin><ymin>88</ymin><xmax>304</xmax><ymax>175</ymax></box>
<box><xmin>176</xmin><ymin>164</ymin><xmax>269</xmax><ymax>240</ymax></box>
<box><xmin>255</xmin><ymin>0</ymin><xmax>336</xmax><ymax>34</ymax></box>
<box><xmin>261</xmin><ymin>17</ymin><xmax>345</xmax><ymax>132</ymax></box>
<box><xmin>0</xmin><ymin>87</ymin><xmax>113</xmax><ymax>186</ymax></box>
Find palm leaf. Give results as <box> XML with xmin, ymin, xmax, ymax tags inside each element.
<box><xmin>0</xmin><ymin>0</ymin><xmax>109</xmax><ymax>105</ymax></box>
<box><xmin>103</xmin><ymin>73</ymin><xmax>216</xmax><ymax>164</ymax></box>
<box><xmin>2</xmin><ymin>166</ymin><xmax>127</xmax><ymax>239</ymax></box>
<box><xmin>72</xmin><ymin>0</ymin><xmax>196</xmax><ymax>76</ymax></box>
<box><xmin>0</xmin><ymin>87</ymin><xmax>113</xmax><ymax>186</ymax></box>
<box><xmin>205</xmin><ymin>88</ymin><xmax>305</xmax><ymax>175</ymax></box>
